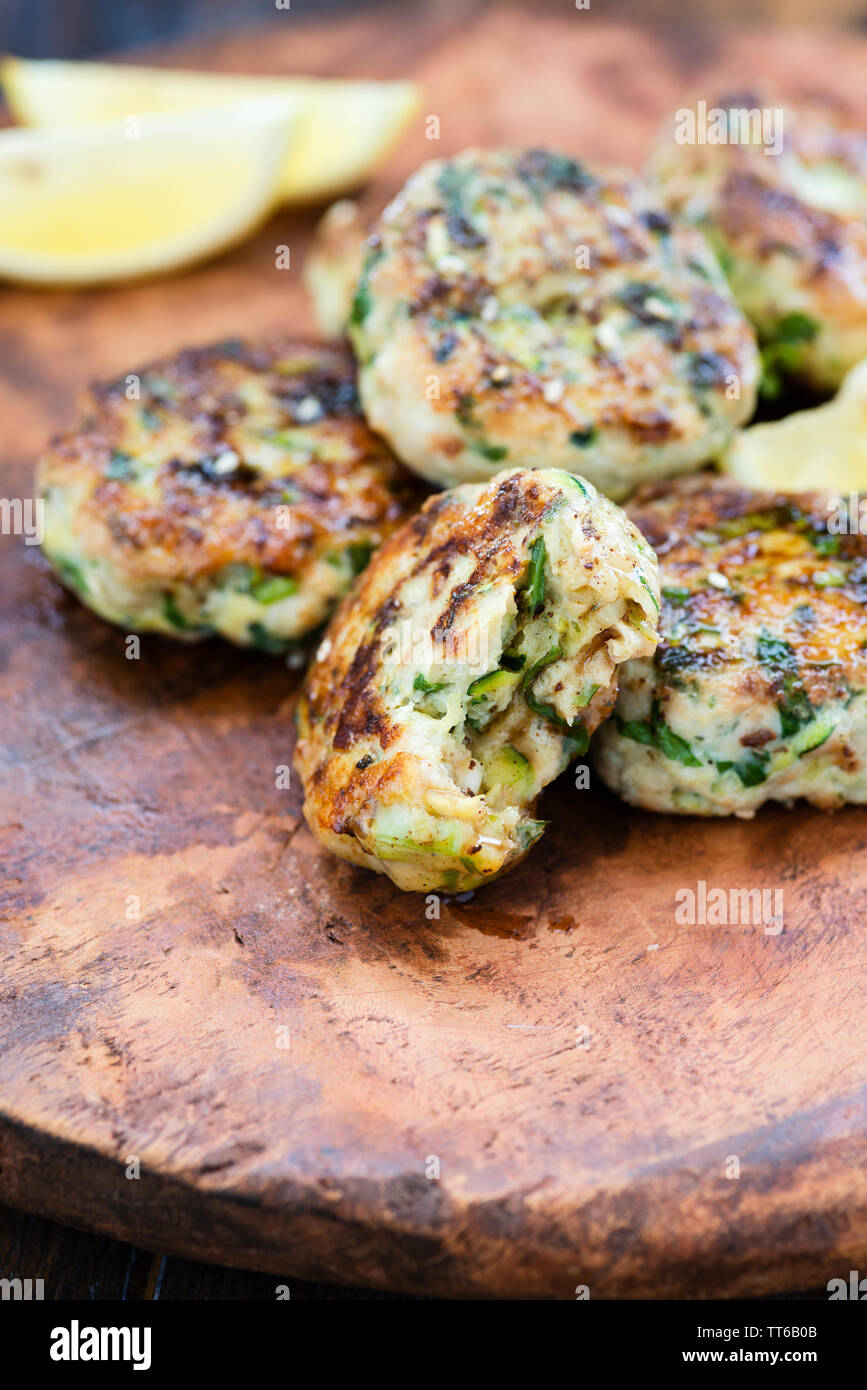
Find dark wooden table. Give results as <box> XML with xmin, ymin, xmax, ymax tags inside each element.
<box><xmin>0</xmin><ymin>1202</ymin><xmax>418</xmax><ymax>1299</ymax></box>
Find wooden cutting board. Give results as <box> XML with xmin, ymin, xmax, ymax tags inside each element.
<box><xmin>3</xmin><ymin>3</ymin><xmax>867</xmax><ymax>1299</ymax></box>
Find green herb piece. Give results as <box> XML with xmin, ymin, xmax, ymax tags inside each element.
<box><xmin>717</xmin><ymin>511</ymin><xmax>779</xmax><ymax>539</ymax></box>
<box><xmin>522</xmin><ymin>643</ymin><xmax>563</xmax><ymax>689</ymax></box>
<box><xmin>499</xmin><ymin>651</ymin><xmax>525</xmax><ymax>672</ymax></box>
<box><xmin>566</xmin><ymin>473</ymin><xmax>593</xmax><ymax>497</ymax></box>
<box><xmin>775</xmin><ymin>312</ymin><xmax>820</xmax><ymax>344</ymax></box>
<box><xmin>163</xmin><ymin>595</ymin><xmax>202</xmax><ymax>631</ymax></box>
<box><xmin>55</xmin><ymin>556</ymin><xmax>89</xmax><ymax>596</ymax></box>
<box><xmin>759</xmin><ymin>312</ymin><xmax>820</xmax><ymax>398</ymax></box>
<box><xmin>349</xmin><ymin>245</ymin><xmax>384</xmax><ymax>327</ymax></box>
<box><xmin>732</xmin><ymin>750</ymin><xmax>770</xmax><ymax>787</ymax></box>
<box><xmin>524</xmin><ymin>689</ymin><xmax>588</xmax><ymax>749</ymax></box>
<box><xmin>247</xmin><ymin>621</ymin><xmax>291</xmax><ymax>653</ymax></box>
<box><xmin>522</xmin><ymin>536</ymin><xmax>547</xmax><ymax>615</ymax></box>
<box><xmin>105</xmin><ymin>450</ymin><xmax>135</xmax><ymax>481</ymax></box>
<box><xmin>756</xmin><ymin>628</ymin><xmax>813</xmax><ymax>736</ymax></box>
<box><xmin>656</xmin><ymin>722</ymin><xmax>702</xmax><ymax>766</ymax></box>
<box><xmin>414</xmin><ymin>673</ymin><xmax>446</xmax><ymax>694</ymax></box>
<box><xmin>813</xmin><ymin>533</ymin><xmax>841</xmax><ymax>557</ymax></box>
<box><xmin>638</xmin><ymin>570</ymin><xmax>660</xmax><ymax>613</ymax></box>
<box><xmin>517</xmin><ymin>818</ymin><xmax>548</xmax><ymax>852</ymax></box>
<box><xmin>617</xmin><ymin>718</ymin><xmax>655</xmax><ymax>746</ymax></box>
<box><xmin>472</xmin><ymin>440</ymin><xmax>509</xmax><ymax>461</ymax></box>
<box><xmin>616</xmin><ymin>705</ymin><xmax>701</xmax><ymax>766</ymax></box>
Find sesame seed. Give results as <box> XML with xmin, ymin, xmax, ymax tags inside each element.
<box><xmin>707</xmin><ymin>571</ymin><xmax>729</xmax><ymax>589</ymax></box>
<box><xmin>294</xmin><ymin>395</ymin><xmax>323</xmax><ymax>424</ymax></box>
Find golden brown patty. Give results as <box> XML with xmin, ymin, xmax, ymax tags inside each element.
<box><xmin>295</xmin><ymin>467</ymin><xmax>659</xmax><ymax>892</ymax></box>
<box><xmin>349</xmin><ymin>146</ymin><xmax>759</xmax><ymax>496</ymax></box>
<box><xmin>594</xmin><ymin>473</ymin><xmax>867</xmax><ymax>813</ymax></box>
<box><xmin>37</xmin><ymin>337</ymin><xmax>423</xmax><ymax>649</ymax></box>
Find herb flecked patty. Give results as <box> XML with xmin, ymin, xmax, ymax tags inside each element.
<box><xmin>294</xmin><ymin>468</ymin><xmax>660</xmax><ymax>893</ymax></box>
<box><xmin>594</xmin><ymin>475</ymin><xmax>867</xmax><ymax>814</ymax></box>
<box><xmin>648</xmin><ymin>95</ymin><xmax>867</xmax><ymax>395</ymax></box>
<box><xmin>37</xmin><ymin>338</ymin><xmax>422</xmax><ymax>650</ymax></box>
<box><xmin>348</xmin><ymin>147</ymin><xmax>760</xmax><ymax>498</ymax></box>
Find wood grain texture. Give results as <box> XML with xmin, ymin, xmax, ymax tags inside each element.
<box><xmin>2</xmin><ymin>1</ymin><xmax>867</xmax><ymax>1298</ymax></box>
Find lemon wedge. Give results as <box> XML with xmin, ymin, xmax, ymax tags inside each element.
<box><xmin>0</xmin><ymin>100</ymin><xmax>296</xmax><ymax>286</ymax></box>
<box><xmin>1</xmin><ymin>56</ymin><xmax>421</xmax><ymax>204</ymax></box>
<box><xmin>721</xmin><ymin>358</ymin><xmax>867</xmax><ymax>493</ymax></box>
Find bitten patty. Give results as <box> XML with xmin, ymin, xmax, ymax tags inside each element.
<box><xmin>594</xmin><ymin>474</ymin><xmax>867</xmax><ymax>814</ymax></box>
<box><xmin>37</xmin><ymin>338</ymin><xmax>422</xmax><ymax>650</ymax></box>
<box><xmin>349</xmin><ymin>147</ymin><xmax>759</xmax><ymax>497</ymax></box>
<box><xmin>294</xmin><ymin>467</ymin><xmax>660</xmax><ymax>893</ymax></box>
<box><xmin>648</xmin><ymin>94</ymin><xmax>867</xmax><ymax>394</ymax></box>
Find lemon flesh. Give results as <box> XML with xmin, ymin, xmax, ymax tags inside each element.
<box><xmin>0</xmin><ymin>101</ymin><xmax>295</xmax><ymax>285</ymax></box>
<box><xmin>1</xmin><ymin>57</ymin><xmax>421</xmax><ymax>204</ymax></box>
<box><xmin>722</xmin><ymin>358</ymin><xmax>867</xmax><ymax>494</ymax></box>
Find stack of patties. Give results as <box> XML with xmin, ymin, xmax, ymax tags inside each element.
<box><xmin>39</xmin><ymin>123</ymin><xmax>867</xmax><ymax>894</ymax></box>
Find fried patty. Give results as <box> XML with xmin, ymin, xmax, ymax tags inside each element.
<box><xmin>594</xmin><ymin>474</ymin><xmax>867</xmax><ymax>814</ymax></box>
<box><xmin>295</xmin><ymin>467</ymin><xmax>659</xmax><ymax>893</ymax></box>
<box><xmin>648</xmin><ymin>94</ymin><xmax>867</xmax><ymax>393</ymax></box>
<box><xmin>348</xmin><ymin>147</ymin><xmax>759</xmax><ymax>498</ymax></box>
<box><xmin>37</xmin><ymin>338</ymin><xmax>422</xmax><ymax>649</ymax></box>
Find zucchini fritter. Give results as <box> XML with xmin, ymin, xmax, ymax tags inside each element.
<box><xmin>595</xmin><ymin>475</ymin><xmax>867</xmax><ymax>814</ymax></box>
<box><xmin>37</xmin><ymin>338</ymin><xmax>422</xmax><ymax>650</ymax></box>
<box><xmin>349</xmin><ymin>147</ymin><xmax>759</xmax><ymax>497</ymax></box>
<box><xmin>648</xmin><ymin>94</ymin><xmax>867</xmax><ymax>393</ymax></box>
<box><xmin>295</xmin><ymin>468</ymin><xmax>660</xmax><ymax>893</ymax></box>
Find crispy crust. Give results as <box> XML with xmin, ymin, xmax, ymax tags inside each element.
<box><xmin>38</xmin><ymin>337</ymin><xmax>421</xmax><ymax>586</ymax></box>
<box><xmin>627</xmin><ymin>474</ymin><xmax>867</xmax><ymax>709</ymax></box>
<box><xmin>350</xmin><ymin>147</ymin><xmax>759</xmax><ymax>493</ymax></box>
<box><xmin>648</xmin><ymin>94</ymin><xmax>867</xmax><ymax>387</ymax></box>
<box><xmin>594</xmin><ymin>472</ymin><xmax>867</xmax><ymax>813</ymax></box>
<box><xmin>295</xmin><ymin>467</ymin><xmax>660</xmax><ymax>890</ymax></box>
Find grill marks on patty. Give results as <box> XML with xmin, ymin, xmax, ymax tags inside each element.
<box><xmin>40</xmin><ymin>337</ymin><xmax>422</xmax><ymax>586</ymax></box>
<box><xmin>628</xmin><ymin>474</ymin><xmax>867</xmax><ymax>708</ymax></box>
<box><xmin>308</xmin><ymin>473</ymin><xmax>551</xmax><ymax>755</ymax></box>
